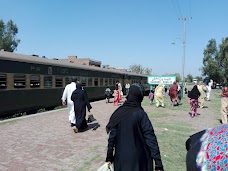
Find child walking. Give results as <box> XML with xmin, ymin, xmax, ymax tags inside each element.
<box><xmin>149</xmin><ymin>89</ymin><xmax>154</xmax><ymax>105</ymax></box>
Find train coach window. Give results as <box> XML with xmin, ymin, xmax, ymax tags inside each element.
<box><xmin>88</xmin><ymin>78</ymin><xmax>92</xmax><ymax>86</ymax></box>
<box><xmin>100</xmin><ymin>78</ymin><xmax>103</xmax><ymax>86</ymax></box>
<box><xmin>94</xmin><ymin>78</ymin><xmax>98</xmax><ymax>86</ymax></box>
<box><xmin>105</xmin><ymin>78</ymin><xmax>108</xmax><ymax>86</ymax></box>
<box><xmin>44</xmin><ymin>76</ymin><xmax>52</xmax><ymax>88</ymax></box>
<box><xmin>0</xmin><ymin>74</ymin><xmax>7</xmax><ymax>89</ymax></box>
<box><xmin>81</xmin><ymin>77</ymin><xmax>86</xmax><ymax>87</ymax></box>
<box><xmin>55</xmin><ymin>77</ymin><xmax>63</xmax><ymax>87</ymax></box>
<box><xmin>30</xmin><ymin>75</ymin><xmax>40</xmax><ymax>88</ymax></box>
<box><xmin>113</xmin><ymin>79</ymin><xmax>116</xmax><ymax>85</ymax></box>
<box><xmin>109</xmin><ymin>79</ymin><xmax>112</xmax><ymax>86</ymax></box>
<box><xmin>65</xmin><ymin>77</ymin><xmax>71</xmax><ymax>85</ymax></box>
<box><xmin>14</xmin><ymin>74</ymin><xmax>26</xmax><ymax>88</ymax></box>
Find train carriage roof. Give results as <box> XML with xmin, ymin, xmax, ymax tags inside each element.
<box><xmin>0</xmin><ymin>51</ymin><xmax>147</xmax><ymax>78</ymax></box>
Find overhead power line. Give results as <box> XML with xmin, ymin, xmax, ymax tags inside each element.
<box><xmin>176</xmin><ymin>0</ymin><xmax>183</xmax><ymax>18</ymax></box>
<box><xmin>171</xmin><ymin>0</ymin><xmax>180</xmax><ymax>18</ymax></box>
<box><xmin>188</xmin><ymin>0</ymin><xmax>192</xmax><ymax>18</ymax></box>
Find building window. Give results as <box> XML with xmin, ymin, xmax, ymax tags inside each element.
<box><xmin>0</xmin><ymin>73</ymin><xmax>7</xmax><ymax>89</ymax></box>
<box><xmin>94</xmin><ymin>78</ymin><xmax>98</xmax><ymax>86</ymax></box>
<box><xmin>30</xmin><ymin>75</ymin><xmax>40</xmax><ymax>88</ymax></box>
<box><xmin>55</xmin><ymin>76</ymin><xmax>63</xmax><ymax>87</ymax></box>
<box><xmin>44</xmin><ymin>76</ymin><xmax>52</xmax><ymax>88</ymax></box>
<box><xmin>14</xmin><ymin>74</ymin><xmax>26</xmax><ymax>88</ymax></box>
<box><xmin>88</xmin><ymin>78</ymin><xmax>92</xmax><ymax>86</ymax></box>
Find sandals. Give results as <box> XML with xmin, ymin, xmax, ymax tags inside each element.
<box><xmin>72</xmin><ymin>126</ymin><xmax>78</xmax><ymax>133</ymax></box>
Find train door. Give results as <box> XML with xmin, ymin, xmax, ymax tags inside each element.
<box><xmin>116</xmin><ymin>75</ymin><xmax>123</xmax><ymax>96</ymax></box>
<box><xmin>123</xmin><ymin>74</ymin><xmax>130</xmax><ymax>95</ymax></box>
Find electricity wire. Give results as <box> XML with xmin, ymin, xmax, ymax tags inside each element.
<box><xmin>176</xmin><ymin>0</ymin><xmax>183</xmax><ymax>18</ymax></box>
<box><xmin>188</xmin><ymin>0</ymin><xmax>192</xmax><ymax>18</ymax></box>
<box><xmin>171</xmin><ymin>0</ymin><xmax>180</xmax><ymax>18</ymax></box>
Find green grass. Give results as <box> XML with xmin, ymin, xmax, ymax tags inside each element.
<box><xmin>142</xmin><ymin>94</ymin><xmax>195</xmax><ymax>171</ymax></box>
<box><xmin>141</xmin><ymin>88</ymin><xmax>223</xmax><ymax>170</ymax></box>
<box><xmin>54</xmin><ymin>105</ymin><xmax>66</xmax><ymax>110</ymax></box>
<box><xmin>152</xmin><ymin>119</ymin><xmax>194</xmax><ymax>170</ymax></box>
<box><xmin>147</xmin><ymin>110</ymin><xmax>170</xmax><ymax>118</ymax></box>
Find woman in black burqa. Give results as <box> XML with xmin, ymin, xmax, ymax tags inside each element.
<box><xmin>105</xmin><ymin>83</ymin><xmax>164</xmax><ymax>171</ymax></box>
<box><xmin>71</xmin><ymin>83</ymin><xmax>92</xmax><ymax>132</ymax></box>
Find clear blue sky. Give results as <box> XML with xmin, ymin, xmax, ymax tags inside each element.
<box><xmin>1</xmin><ymin>0</ymin><xmax>227</xmax><ymax>77</ymax></box>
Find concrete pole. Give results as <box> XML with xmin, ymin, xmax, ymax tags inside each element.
<box><xmin>182</xmin><ymin>17</ymin><xmax>186</xmax><ymax>96</ymax></box>
<box><xmin>180</xmin><ymin>17</ymin><xmax>191</xmax><ymax>97</ymax></box>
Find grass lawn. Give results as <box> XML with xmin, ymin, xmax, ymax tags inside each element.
<box><xmin>141</xmin><ymin>88</ymin><xmax>222</xmax><ymax>171</ymax></box>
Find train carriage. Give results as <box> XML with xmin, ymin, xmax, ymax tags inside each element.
<box><xmin>0</xmin><ymin>51</ymin><xmax>149</xmax><ymax>116</ymax></box>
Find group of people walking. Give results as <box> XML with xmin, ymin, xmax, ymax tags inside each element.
<box><xmin>105</xmin><ymin>81</ymin><xmax>131</xmax><ymax>106</ymax></box>
<box><xmin>148</xmin><ymin>78</ymin><xmax>227</xmax><ymax>123</ymax></box>
<box><xmin>188</xmin><ymin>78</ymin><xmax>228</xmax><ymax>124</ymax></box>
<box><xmin>148</xmin><ymin>81</ymin><xmax>182</xmax><ymax>108</ymax></box>
<box><xmin>104</xmin><ymin>80</ymin><xmax>228</xmax><ymax>171</ymax></box>
<box><xmin>61</xmin><ymin>77</ymin><xmax>227</xmax><ymax>171</ymax></box>
<box><xmin>61</xmin><ymin>77</ymin><xmax>95</xmax><ymax>133</ymax></box>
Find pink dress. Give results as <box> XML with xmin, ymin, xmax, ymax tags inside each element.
<box><xmin>113</xmin><ymin>90</ymin><xmax>120</xmax><ymax>106</ymax></box>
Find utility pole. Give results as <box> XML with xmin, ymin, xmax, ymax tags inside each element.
<box><xmin>179</xmin><ymin>17</ymin><xmax>192</xmax><ymax>97</ymax></box>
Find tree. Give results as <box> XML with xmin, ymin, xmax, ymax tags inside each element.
<box><xmin>201</xmin><ymin>38</ymin><xmax>228</xmax><ymax>83</ymax></box>
<box><xmin>174</xmin><ymin>73</ymin><xmax>182</xmax><ymax>82</ymax></box>
<box><xmin>0</xmin><ymin>19</ymin><xmax>20</xmax><ymax>52</ymax></box>
<box><xmin>201</xmin><ymin>39</ymin><xmax>223</xmax><ymax>83</ymax></box>
<box><xmin>195</xmin><ymin>76</ymin><xmax>203</xmax><ymax>81</ymax></box>
<box><xmin>218</xmin><ymin>37</ymin><xmax>228</xmax><ymax>82</ymax></box>
<box><xmin>128</xmin><ymin>64</ymin><xmax>152</xmax><ymax>75</ymax></box>
<box><xmin>143</xmin><ymin>67</ymin><xmax>152</xmax><ymax>75</ymax></box>
<box><xmin>186</xmin><ymin>74</ymin><xmax>193</xmax><ymax>83</ymax></box>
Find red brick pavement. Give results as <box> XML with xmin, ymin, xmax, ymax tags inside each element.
<box><xmin>0</xmin><ymin>99</ymin><xmax>119</xmax><ymax>171</ymax></box>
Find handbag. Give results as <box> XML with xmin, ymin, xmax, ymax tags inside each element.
<box><xmin>87</xmin><ymin>114</ymin><xmax>96</xmax><ymax>123</ymax></box>
<box><xmin>97</xmin><ymin>163</ymin><xmax>114</xmax><ymax>171</ymax></box>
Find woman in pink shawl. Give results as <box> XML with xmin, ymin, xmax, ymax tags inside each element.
<box><xmin>113</xmin><ymin>87</ymin><xmax>121</xmax><ymax>106</ymax></box>
<box><xmin>169</xmin><ymin>82</ymin><xmax>178</xmax><ymax>107</ymax></box>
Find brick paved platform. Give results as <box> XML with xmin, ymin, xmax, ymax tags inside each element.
<box><xmin>0</xmin><ymin>99</ymin><xmax>118</xmax><ymax>171</ymax></box>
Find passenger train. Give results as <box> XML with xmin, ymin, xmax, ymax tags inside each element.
<box><xmin>0</xmin><ymin>51</ymin><xmax>149</xmax><ymax>116</ymax></box>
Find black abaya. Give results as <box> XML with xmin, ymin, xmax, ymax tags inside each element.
<box><xmin>71</xmin><ymin>84</ymin><xmax>92</xmax><ymax>130</ymax></box>
<box><xmin>106</xmin><ymin>83</ymin><xmax>163</xmax><ymax>171</ymax></box>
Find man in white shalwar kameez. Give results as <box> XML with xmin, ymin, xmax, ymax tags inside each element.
<box><xmin>61</xmin><ymin>77</ymin><xmax>77</xmax><ymax>128</ymax></box>
<box><xmin>206</xmin><ymin>79</ymin><xmax>213</xmax><ymax>101</ymax></box>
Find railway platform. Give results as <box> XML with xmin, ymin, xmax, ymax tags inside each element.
<box><xmin>0</xmin><ymin>99</ymin><xmax>118</xmax><ymax>171</ymax></box>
